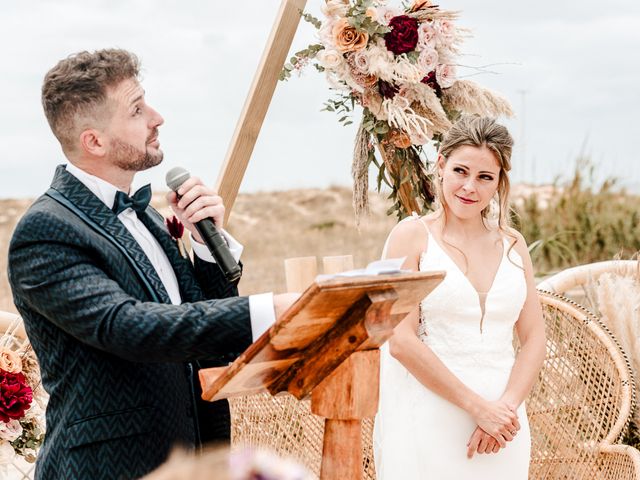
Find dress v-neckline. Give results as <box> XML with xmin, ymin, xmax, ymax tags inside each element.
<box><xmin>429</xmin><ymin>234</ymin><xmax>506</xmax><ymax>298</ymax></box>
<box><xmin>422</xmin><ymin>222</ymin><xmax>506</xmax><ymax>333</ymax></box>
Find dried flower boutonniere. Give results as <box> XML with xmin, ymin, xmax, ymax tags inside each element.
<box><xmin>165</xmin><ymin>215</ymin><xmax>188</xmax><ymax>259</ymax></box>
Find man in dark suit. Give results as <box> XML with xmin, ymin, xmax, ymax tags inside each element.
<box><xmin>8</xmin><ymin>49</ymin><xmax>293</xmax><ymax>479</ymax></box>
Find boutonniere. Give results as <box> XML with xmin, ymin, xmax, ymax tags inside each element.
<box><xmin>165</xmin><ymin>215</ymin><xmax>188</xmax><ymax>259</ymax></box>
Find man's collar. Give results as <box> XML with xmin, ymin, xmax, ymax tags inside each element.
<box><xmin>65</xmin><ymin>163</ymin><xmax>125</xmax><ymax>210</ymax></box>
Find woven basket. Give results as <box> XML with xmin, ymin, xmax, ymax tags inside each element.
<box><xmin>230</xmin><ymin>291</ymin><xmax>640</xmax><ymax>479</ymax></box>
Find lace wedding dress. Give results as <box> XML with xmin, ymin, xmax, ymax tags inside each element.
<box><xmin>374</xmin><ymin>219</ymin><xmax>531</xmax><ymax>479</ymax></box>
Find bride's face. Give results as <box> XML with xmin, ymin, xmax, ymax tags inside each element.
<box><xmin>438</xmin><ymin>144</ymin><xmax>501</xmax><ymax>220</ymax></box>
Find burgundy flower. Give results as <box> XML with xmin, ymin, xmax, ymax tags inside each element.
<box><xmin>384</xmin><ymin>15</ymin><xmax>419</xmax><ymax>55</ymax></box>
<box><xmin>421</xmin><ymin>70</ymin><xmax>443</xmax><ymax>97</ymax></box>
<box><xmin>0</xmin><ymin>370</ymin><xmax>33</xmax><ymax>422</ymax></box>
<box><xmin>378</xmin><ymin>80</ymin><xmax>399</xmax><ymax>99</ymax></box>
<box><xmin>166</xmin><ymin>215</ymin><xmax>185</xmax><ymax>240</ymax></box>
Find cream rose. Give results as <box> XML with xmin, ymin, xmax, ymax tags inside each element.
<box><xmin>317</xmin><ymin>49</ymin><xmax>344</xmax><ymax>70</ymax></box>
<box><xmin>321</xmin><ymin>0</ymin><xmax>349</xmax><ymax>18</ymax></box>
<box><xmin>0</xmin><ymin>420</ymin><xmax>23</xmax><ymax>442</ymax></box>
<box><xmin>377</xmin><ymin>6</ymin><xmax>403</xmax><ymax>26</ymax></box>
<box><xmin>365</xmin><ymin>7</ymin><xmax>378</xmax><ymax>22</ymax></box>
<box><xmin>0</xmin><ymin>348</ymin><xmax>22</xmax><ymax>374</ymax></box>
<box><xmin>332</xmin><ymin>18</ymin><xmax>369</xmax><ymax>53</ymax></box>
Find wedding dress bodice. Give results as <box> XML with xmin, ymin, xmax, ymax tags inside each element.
<box><xmin>417</xmin><ymin>228</ymin><xmax>527</xmax><ymax>376</ymax></box>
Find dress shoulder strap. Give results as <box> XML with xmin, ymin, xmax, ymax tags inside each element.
<box><xmin>381</xmin><ymin>213</ymin><xmax>429</xmax><ymax>260</ymax></box>
<box><xmin>410</xmin><ymin>212</ymin><xmax>431</xmax><ymax>251</ymax></box>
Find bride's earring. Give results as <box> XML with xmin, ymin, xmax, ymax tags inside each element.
<box><xmin>488</xmin><ymin>196</ymin><xmax>500</xmax><ymax>221</ymax></box>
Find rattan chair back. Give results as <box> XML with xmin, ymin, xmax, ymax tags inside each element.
<box><xmin>537</xmin><ymin>260</ymin><xmax>639</xmax><ymax>297</ymax></box>
<box><xmin>528</xmin><ymin>291</ymin><xmax>636</xmax><ymax>478</ymax></box>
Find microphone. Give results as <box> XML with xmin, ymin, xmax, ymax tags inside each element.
<box><xmin>165</xmin><ymin>167</ymin><xmax>242</xmax><ymax>283</ymax></box>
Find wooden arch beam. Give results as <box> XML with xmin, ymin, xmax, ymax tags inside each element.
<box><xmin>215</xmin><ymin>0</ymin><xmax>308</xmax><ymax>225</ymax></box>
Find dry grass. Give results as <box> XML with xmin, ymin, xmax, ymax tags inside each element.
<box><xmin>0</xmin><ymin>199</ymin><xmax>35</xmax><ymax>313</ymax></box>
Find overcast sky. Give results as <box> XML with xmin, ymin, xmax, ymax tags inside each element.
<box><xmin>1</xmin><ymin>0</ymin><xmax>639</xmax><ymax>198</ymax></box>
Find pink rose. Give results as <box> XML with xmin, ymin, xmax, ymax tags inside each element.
<box><xmin>436</xmin><ymin>63</ymin><xmax>456</xmax><ymax>88</ymax></box>
<box><xmin>417</xmin><ymin>48</ymin><xmax>438</xmax><ymax>75</ymax></box>
<box><xmin>0</xmin><ymin>419</ymin><xmax>23</xmax><ymax>442</ymax></box>
<box><xmin>436</xmin><ymin>20</ymin><xmax>455</xmax><ymax>42</ymax></box>
<box><xmin>417</xmin><ymin>23</ymin><xmax>437</xmax><ymax>49</ymax></box>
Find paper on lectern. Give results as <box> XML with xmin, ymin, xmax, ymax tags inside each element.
<box><xmin>316</xmin><ymin>257</ymin><xmax>407</xmax><ymax>280</ymax></box>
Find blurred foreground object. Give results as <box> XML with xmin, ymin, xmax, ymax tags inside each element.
<box><xmin>142</xmin><ymin>447</ymin><xmax>313</xmax><ymax>480</ymax></box>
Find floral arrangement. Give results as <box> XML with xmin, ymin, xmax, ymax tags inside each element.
<box><xmin>0</xmin><ymin>319</ymin><xmax>46</xmax><ymax>471</ymax></box>
<box><xmin>281</xmin><ymin>0</ymin><xmax>513</xmax><ymax>221</ymax></box>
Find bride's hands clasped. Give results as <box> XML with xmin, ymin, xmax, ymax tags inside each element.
<box><xmin>467</xmin><ymin>427</ymin><xmax>501</xmax><ymax>457</ymax></box>
<box><xmin>468</xmin><ymin>400</ymin><xmax>520</xmax><ymax>453</ymax></box>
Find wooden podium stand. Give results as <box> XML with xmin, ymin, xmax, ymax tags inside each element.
<box><xmin>199</xmin><ymin>271</ymin><xmax>444</xmax><ymax>479</ymax></box>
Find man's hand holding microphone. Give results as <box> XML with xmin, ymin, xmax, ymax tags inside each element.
<box><xmin>165</xmin><ymin>167</ymin><xmax>299</xmax><ymax>320</ymax></box>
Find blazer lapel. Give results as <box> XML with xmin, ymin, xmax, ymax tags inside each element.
<box><xmin>49</xmin><ymin>165</ymin><xmax>172</xmax><ymax>304</ymax></box>
<box><xmin>138</xmin><ymin>209</ymin><xmax>205</xmax><ymax>303</ymax></box>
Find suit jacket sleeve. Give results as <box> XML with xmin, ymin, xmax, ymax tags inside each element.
<box><xmin>193</xmin><ymin>254</ymin><xmax>241</xmax><ymax>300</ymax></box>
<box><xmin>8</xmin><ymin>211</ymin><xmax>253</xmax><ymax>364</ymax></box>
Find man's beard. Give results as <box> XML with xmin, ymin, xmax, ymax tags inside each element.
<box><xmin>109</xmin><ymin>137</ymin><xmax>163</xmax><ymax>172</ymax></box>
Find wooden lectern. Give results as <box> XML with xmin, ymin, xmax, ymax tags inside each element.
<box><xmin>199</xmin><ymin>271</ymin><xmax>444</xmax><ymax>479</ymax></box>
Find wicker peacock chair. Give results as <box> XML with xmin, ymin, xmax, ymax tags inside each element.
<box><xmin>528</xmin><ymin>291</ymin><xmax>640</xmax><ymax>479</ymax></box>
<box><xmin>229</xmin><ymin>291</ymin><xmax>640</xmax><ymax>479</ymax></box>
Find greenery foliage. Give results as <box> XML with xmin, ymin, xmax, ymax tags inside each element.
<box><xmin>512</xmin><ymin>160</ymin><xmax>640</xmax><ymax>275</ymax></box>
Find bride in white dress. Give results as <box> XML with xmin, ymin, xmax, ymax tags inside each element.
<box><xmin>374</xmin><ymin>116</ymin><xmax>546</xmax><ymax>479</ymax></box>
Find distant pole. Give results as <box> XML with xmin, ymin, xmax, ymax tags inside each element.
<box><xmin>517</xmin><ymin>89</ymin><xmax>528</xmax><ymax>184</ymax></box>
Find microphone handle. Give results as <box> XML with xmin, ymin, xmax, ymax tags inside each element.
<box><xmin>195</xmin><ymin>219</ymin><xmax>242</xmax><ymax>283</ymax></box>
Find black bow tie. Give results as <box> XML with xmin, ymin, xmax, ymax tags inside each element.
<box><xmin>112</xmin><ymin>184</ymin><xmax>152</xmax><ymax>216</ymax></box>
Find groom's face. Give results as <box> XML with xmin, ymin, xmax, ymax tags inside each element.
<box><xmin>102</xmin><ymin>77</ymin><xmax>165</xmax><ymax>172</ymax></box>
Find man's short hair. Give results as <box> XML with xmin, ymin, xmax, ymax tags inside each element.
<box><xmin>41</xmin><ymin>48</ymin><xmax>140</xmax><ymax>153</ymax></box>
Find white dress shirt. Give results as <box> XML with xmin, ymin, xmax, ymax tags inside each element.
<box><xmin>65</xmin><ymin>163</ymin><xmax>274</xmax><ymax>341</ymax></box>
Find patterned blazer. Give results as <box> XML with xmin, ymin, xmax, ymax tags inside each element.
<box><xmin>8</xmin><ymin>165</ymin><xmax>253</xmax><ymax>480</ymax></box>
